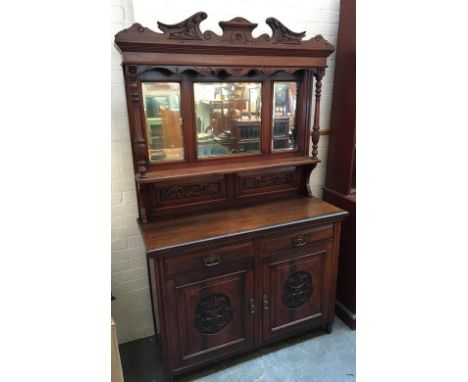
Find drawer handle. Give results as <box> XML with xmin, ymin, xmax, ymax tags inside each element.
<box><xmin>263</xmin><ymin>294</ymin><xmax>269</xmax><ymax>310</ymax></box>
<box><xmin>293</xmin><ymin>235</ymin><xmax>308</xmax><ymax>247</ymax></box>
<box><xmin>204</xmin><ymin>254</ymin><xmax>221</xmax><ymax>267</ymax></box>
<box><xmin>249</xmin><ymin>298</ymin><xmax>256</xmax><ymax>314</ymax></box>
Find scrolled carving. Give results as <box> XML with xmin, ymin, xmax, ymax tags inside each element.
<box><xmin>266</xmin><ymin>17</ymin><xmax>306</xmax><ymax>45</ymax></box>
<box><xmin>157</xmin><ymin>12</ymin><xmax>207</xmax><ymax>40</ymax></box>
<box><xmin>194</xmin><ymin>294</ymin><xmax>233</xmax><ymax>335</ymax></box>
<box><xmin>283</xmin><ymin>271</ymin><xmax>312</xmax><ymax>309</ymax></box>
<box><xmin>159</xmin><ymin>182</ymin><xmax>222</xmax><ymax>201</ymax></box>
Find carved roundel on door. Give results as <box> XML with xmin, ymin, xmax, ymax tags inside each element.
<box><xmin>282</xmin><ymin>271</ymin><xmax>312</xmax><ymax>309</ymax></box>
<box><xmin>194</xmin><ymin>293</ymin><xmax>233</xmax><ymax>335</ymax></box>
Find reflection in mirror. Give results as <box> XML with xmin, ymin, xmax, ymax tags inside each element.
<box><xmin>272</xmin><ymin>82</ymin><xmax>298</xmax><ymax>151</ymax></box>
<box><xmin>142</xmin><ymin>82</ymin><xmax>184</xmax><ymax>163</ymax></box>
<box><xmin>194</xmin><ymin>82</ymin><xmax>262</xmax><ymax>158</ymax></box>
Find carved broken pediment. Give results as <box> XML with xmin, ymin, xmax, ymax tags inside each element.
<box><xmin>114</xmin><ymin>12</ymin><xmax>334</xmax><ymax>54</ymax></box>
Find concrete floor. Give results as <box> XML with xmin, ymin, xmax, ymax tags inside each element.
<box><xmin>119</xmin><ymin>317</ymin><xmax>356</xmax><ymax>382</ymax></box>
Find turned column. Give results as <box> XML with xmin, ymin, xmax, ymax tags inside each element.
<box><xmin>311</xmin><ymin>68</ymin><xmax>325</xmax><ymax>160</ymax></box>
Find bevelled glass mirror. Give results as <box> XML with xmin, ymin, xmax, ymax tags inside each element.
<box><xmin>141</xmin><ymin>82</ymin><xmax>184</xmax><ymax>163</ymax></box>
<box><xmin>194</xmin><ymin>82</ymin><xmax>262</xmax><ymax>158</ymax></box>
<box><xmin>272</xmin><ymin>81</ymin><xmax>298</xmax><ymax>151</ymax></box>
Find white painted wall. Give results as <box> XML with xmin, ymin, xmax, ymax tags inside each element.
<box><xmin>111</xmin><ymin>0</ymin><xmax>341</xmax><ymax>344</ymax></box>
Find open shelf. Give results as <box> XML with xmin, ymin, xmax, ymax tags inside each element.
<box><xmin>136</xmin><ymin>156</ymin><xmax>320</xmax><ymax>183</ymax></box>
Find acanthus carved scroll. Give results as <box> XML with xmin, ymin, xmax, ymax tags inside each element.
<box><xmin>266</xmin><ymin>17</ymin><xmax>306</xmax><ymax>44</ymax></box>
<box><xmin>194</xmin><ymin>294</ymin><xmax>233</xmax><ymax>335</ymax></box>
<box><xmin>283</xmin><ymin>271</ymin><xmax>312</xmax><ymax>309</ymax></box>
<box><xmin>242</xmin><ymin>172</ymin><xmax>294</xmax><ymax>190</ymax></box>
<box><xmin>159</xmin><ymin>182</ymin><xmax>222</xmax><ymax>201</ymax></box>
<box><xmin>157</xmin><ymin>12</ymin><xmax>207</xmax><ymax>40</ymax></box>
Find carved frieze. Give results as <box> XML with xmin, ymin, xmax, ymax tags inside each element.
<box><xmin>159</xmin><ymin>182</ymin><xmax>222</xmax><ymax>201</ymax></box>
<box><xmin>194</xmin><ymin>294</ymin><xmax>233</xmax><ymax>335</ymax></box>
<box><xmin>136</xmin><ymin>65</ymin><xmax>305</xmax><ymax>78</ymax></box>
<box><xmin>282</xmin><ymin>271</ymin><xmax>312</xmax><ymax>309</ymax></box>
<box><xmin>241</xmin><ymin>172</ymin><xmax>294</xmax><ymax>190</ymax></box>
<box><xmin>191</xmin><ymin>66</ymin><xmax>302</xmax><ymax>77</ymax></box>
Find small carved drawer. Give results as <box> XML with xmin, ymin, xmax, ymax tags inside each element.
<box><xmin>260</xmin><ymin>225</ymin><xmax>334</xmax><ymax>255</ymax></box>
<box><xmin>164</xmin><ymin>242</ymin><xmax>254</xmax><ymax>277</ymax></box>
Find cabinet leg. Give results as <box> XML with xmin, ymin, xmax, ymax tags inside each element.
<box><xmin>324</xmin><ymin>323</ymin><xmax>333</xmax><ymax>334</ymax></box>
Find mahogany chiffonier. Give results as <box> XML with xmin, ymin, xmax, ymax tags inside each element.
<box><xmin>114</xmin><ymin>12</ymin><xmax>348</xmax><ymax>381</ymax></box>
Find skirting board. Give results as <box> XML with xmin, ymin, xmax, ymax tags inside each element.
<box><xmin>335</xmin><ymin>300</ymin><xmax>356</xmax><ymax>330</ymax></box>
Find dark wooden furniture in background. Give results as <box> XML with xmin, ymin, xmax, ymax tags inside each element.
<box><xmin>115</xmin><ymin>12</ymin><xmax>348</xmax><ymax>381</ymax></box>
<box><xmin>322</xmin><ymin>0</ymin><xmax>356</xmax><ymax>330</ymax></box>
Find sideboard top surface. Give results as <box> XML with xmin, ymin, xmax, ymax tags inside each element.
<box><xmin>140</xmin><ymin>197</ymin><xmax>347</xmax><ymax>254</ymax></box>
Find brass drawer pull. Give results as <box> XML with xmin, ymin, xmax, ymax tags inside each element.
<box><xmin>204</xmin><ymin>254</ymin><xmax>221</xmax><ymax>267</ymax></box>
<box><xmin>293</xmin><ymin>235</ymin><xmax>308</xmax><ymax>247</ymax></box>
<box><xmin>249</xmin><ymin>298</ymin><xmax>256</xmax><ymax>314</ymax></box>
<box><xmin>263</xmin><ymin>294</ymin><xmax>269</xmax><ymax>310</ymax></box>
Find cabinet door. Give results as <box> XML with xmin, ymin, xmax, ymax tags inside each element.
<box><xmin>262</xmin><ymin>242</ymin><xmax>332</xmax><ymax>343</ymax></box>
<box><xmin>166</xmin><ymin>261</ymin><xmax>256</xmax><ymax>370</ymax></box>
